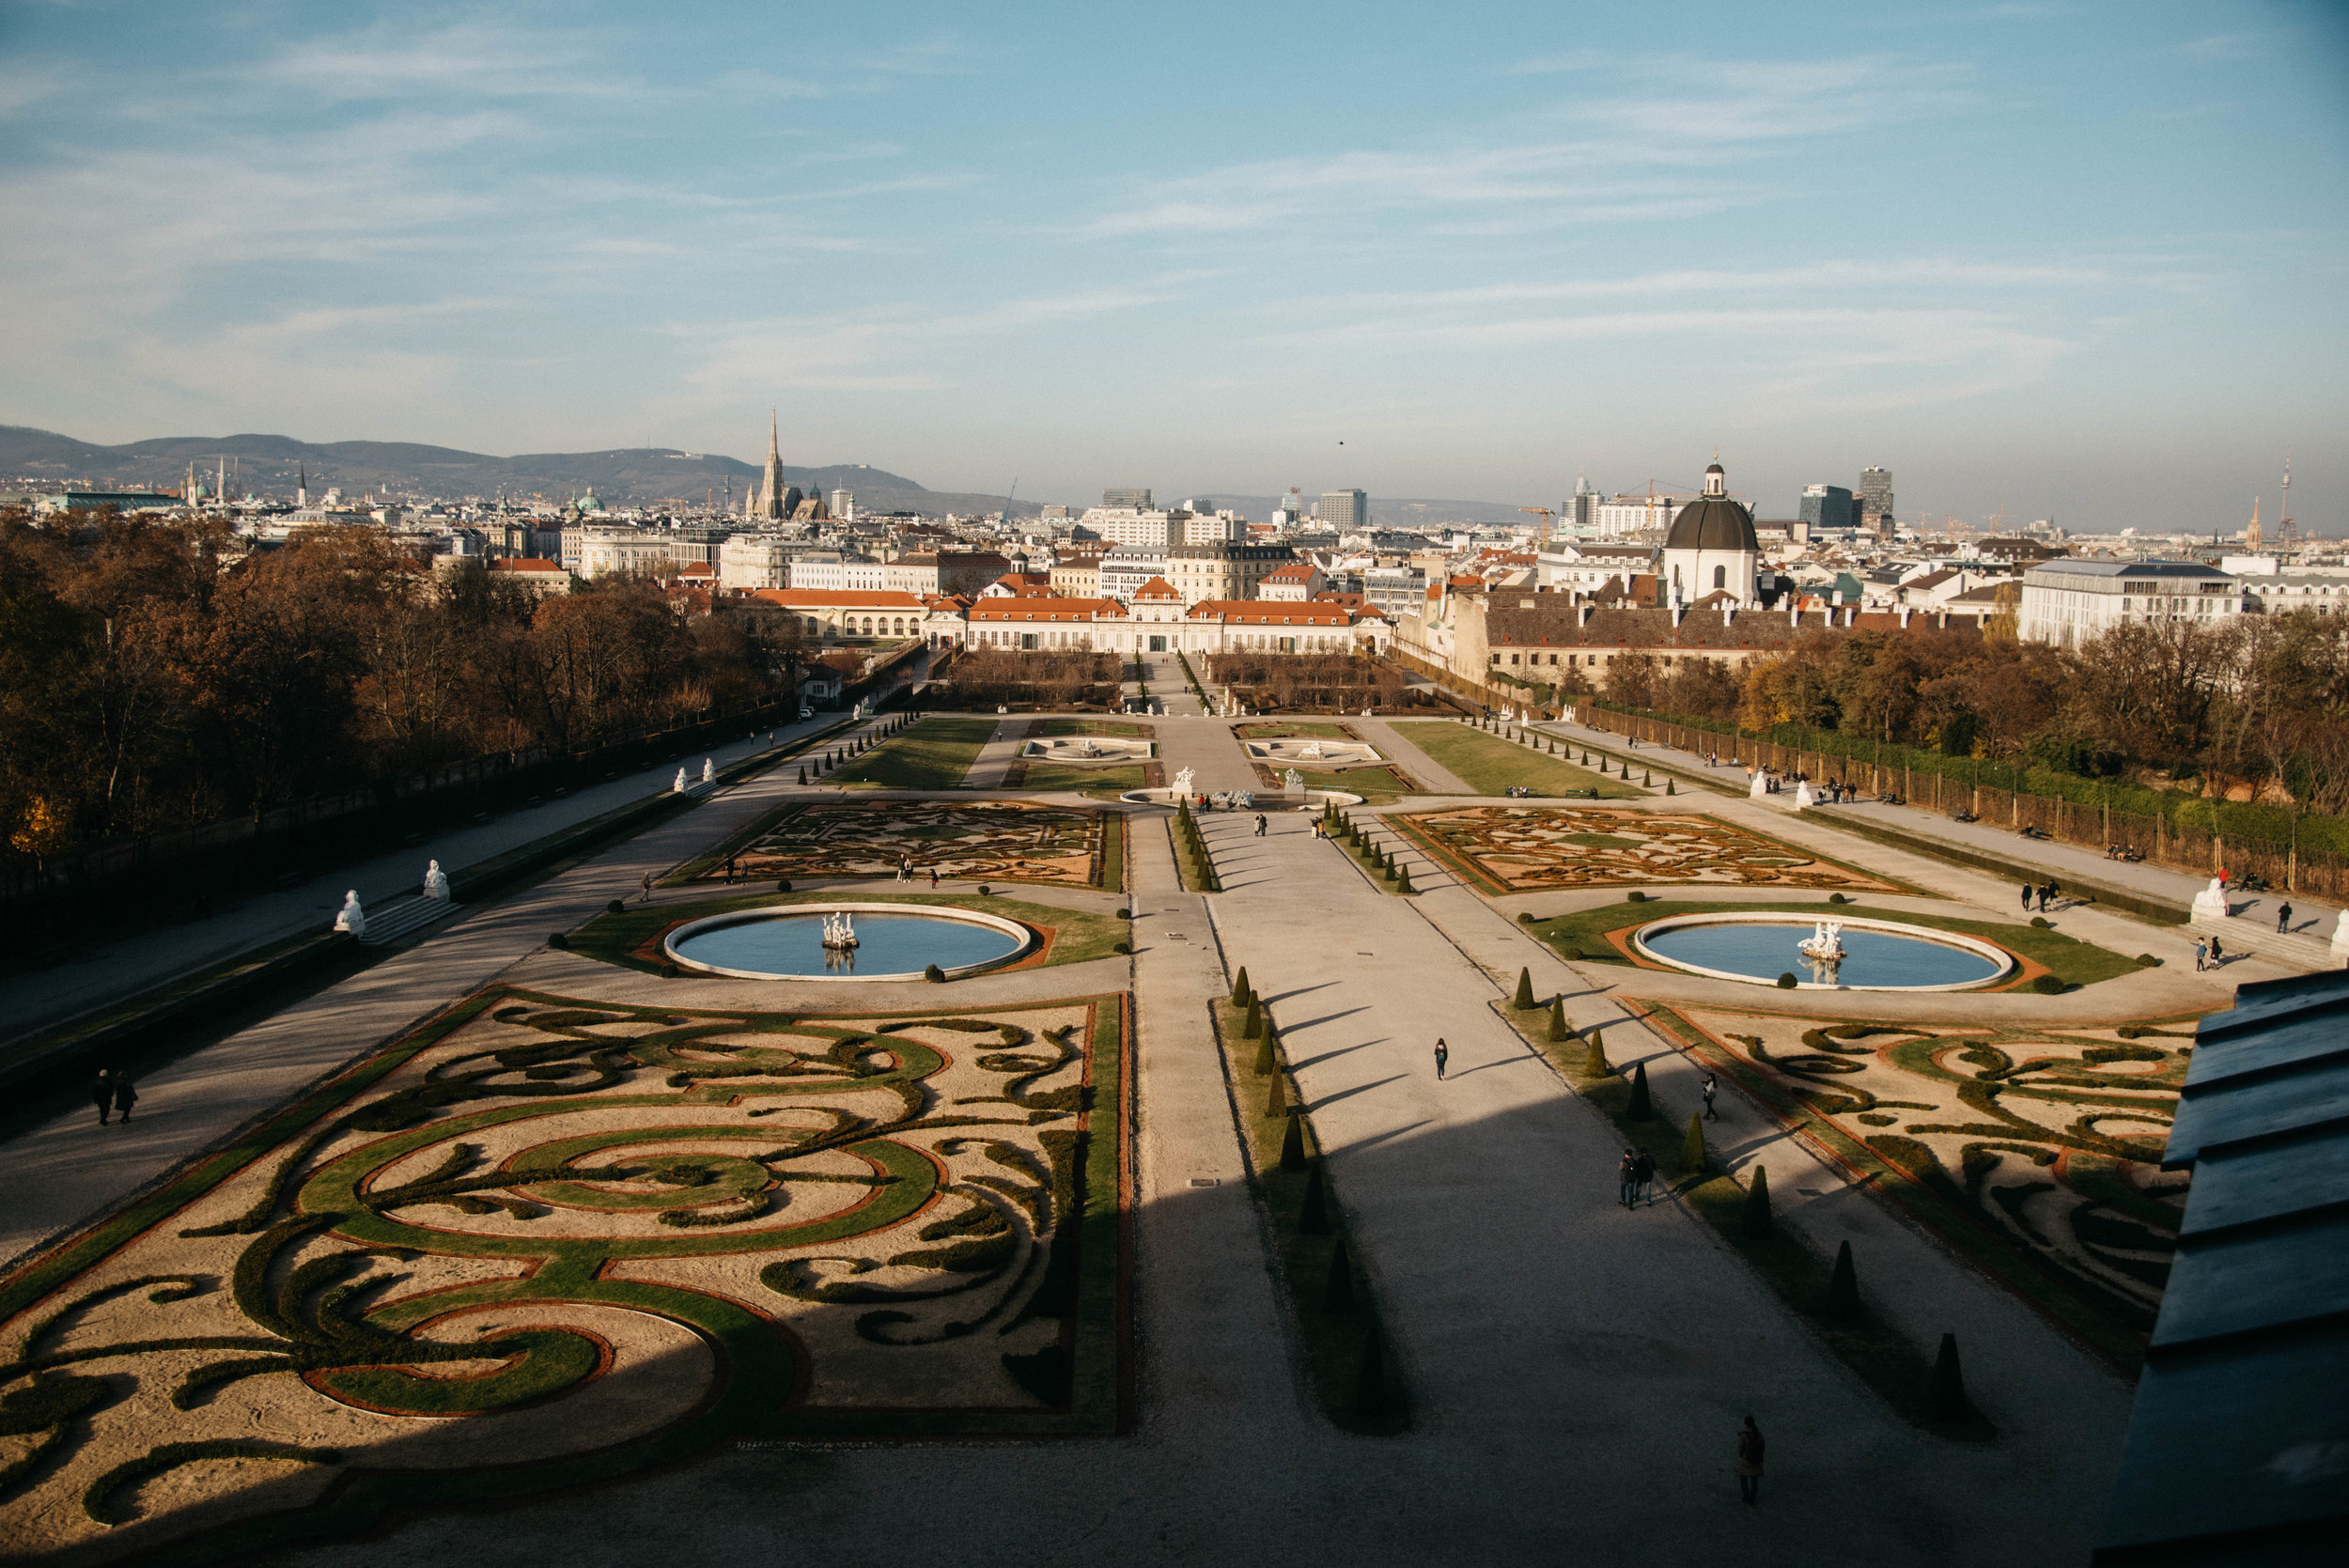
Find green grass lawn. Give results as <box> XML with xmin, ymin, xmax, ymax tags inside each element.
<box><xmin>1032</xmin><ymin>718</ymin><xmax>1148</xmax><ymax>738</ymax></box>
<box><xmin>570</xmin><ymin>889</ymin><xmax>1129</xmax><ymax>973</ymax></box>
<box><xmin>1525</xmin><ymin>898</ymin><xmax>2144</xmax><ymax>988</ymax></box>
<box><xmin>830</xmin><ymin>715</ymin><xmax>998</xmax><ymax>789</ymax></box>
<box><xmin>1392</xmin><ymin>721</ymin><xmax>1641</xmax><ymax>799</ymax></box>
<box><xmin>1294</xmin><ymin>765</ymin><xmax>1415</xmax><ymax>803</ymax></box>
<box><xmin>1017</xmin><ymin>762</ymin><xmax>1147</xmax><ymax>794</ymax></box>
<box><xmin>1237</xmin><ymin>721</ymin><xmax>1354</xmax><ymax>739</ymax></box>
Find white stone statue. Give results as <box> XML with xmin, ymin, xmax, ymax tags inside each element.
<box><xmin>1797</xmin><ymin>921</ymin><xmax>1846</xmax><ymax>961</ymax></box>
<box><xmin>701</xmin><ymin>756</ymin><xmax>714</xmax><ymax>784</ymax></box>
<box><xmin>1172</xmin><ymin>766</ymin><xmax>1195</xmax><ymax>800</ymax></box>
<box><xmin>1361</xmin><ymin>707</ymin><xmax>1373</xmax><ymax>718</ymax></box>
<box><xmin>853</xmin><ymin>701</ymin><xmax>867</xmax><ymax>721</ymax></box>
<box><xmin>1749</xmin><ymin>769</ymin><xmax>1769</xmax><ymax>800</ymax></box>
<box><xmin>1283</xmin><ymin>768</ymin><xmax>1305</xmax><ymax>793</ymax></box>
<box><xmin>422</xmin><ymin>861</ymin><xmax>450</xmax><ymax>902</ymax></box>
<box><xmin>2331</xmin><ymin>908</ymin><xmax>2349</xmax><ymax>961</ymax></box>
<box><xmin>1299</xmin><ymin>739</ymin><xmax>1324</xmax><ymax>759</ymax></box>
<box><xmin>821</xmin><ymin>910</ymin><xmax>859</xmax><ymax>950</ymax></box>
<box><xmin>2191</xmin><ymin>877</ymin><xmax>2232</xmax><ymax>922</ymax></box>
<box><xmin>1794</xmin><ymin>779</ymin><xmax>1817</xmax><ymax>809</ymax></box>
<box><xmin>334</xmin><ymin>891</ymin><xmax>366</xmax><ymax>938</ymax></box>
<box><xmin>672</xmin><ymin>767</ymin><xmax>688</xmax><ymax>793</ymax></box>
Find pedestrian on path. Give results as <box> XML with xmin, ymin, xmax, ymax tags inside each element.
<box><xmin>1633</xmin><ymin>1149</ymin><xmax>1657</xmax><ymax>1206</ymax></box>
<box><xmin>2037</xmin><ymin>883</ymin><xmax>2051</xmax><ymax>913</ymax></box>
<box><xmin>929</xmin><ymin>867</ymin><xmax>941</xmax><ymax>890</ymax></box>
<box><xmin>1735</xmin><ymin>1417</ymin><xmax>1766</xmax><ymax>1504</ymax></box>
<box><xmin>640</xmin><ymin>872</ymin><xmax>654</xmax><ymax>904</ymax></box>
<box><xmin>1255</xmin><ymin>814</ymin><xmax>1267</xmax><ymax>837</ymax></box>
<box><xmin>1703</xmin><ymin>1073</ymin><xmax>1719</xmax><ymax>1122</ymax></box>
<box><xmin>111</xmin><ymin>1077</ymin><xmax>138</xmax><ymax>1124</ymax></box>
<box><xmin>1618</xmin><ymin>1150</ymin><xmax>1639</xmax><ymax>1209</ymax></box>
<box><xmin>1433</xmin><ymin>1039</ymin><xmax>1449</xmax><ymax>1080</ymax></box>
<box><xmin>2210</xmin><ymin>934</ymin><xmax>2225</xmax><ymax>967</ymax></box>
<box><xmin>91</xmin><ymin>1070</ymin><xmax>114</xmax><ymax>1126</ymax></box>
<box><xmin>2020</xmin><ymin>882</ymin><xmax>2034</xmax><ymax>913</ymax></box>
<box><xmin>2278</xmin><ymin>901</ymin><xmax>2294</xmax><ymax>935</ymax></box>
<box><xmin>2194</xmin><ymin>937</ymin><xmax>2209</xmax><ymax>972</ymax></box>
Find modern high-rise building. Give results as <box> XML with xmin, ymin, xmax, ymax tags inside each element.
<box><xmin>1800</xmin><ymin>484</ymin><xmax>1859</xmax><ymax>532</ymax></box>
<box><xmin>1859</xmin><ymin>467</ymin><xmax>1893</xmax><ymax>528</ymax></box>
<box><xmin>1561</xmin><ymin>474</ymin><xmax>1597</xmax><ymax>535</ymax></box>
<box><xmin>1102</xmin><ymin>487</ymin><xmax>1153</xmax><ymax>509</ymax></box>
<box><xmin>1318</xmin><ymin>489</ymin><xmax>1368</xmax><ymax>529</ymax></box>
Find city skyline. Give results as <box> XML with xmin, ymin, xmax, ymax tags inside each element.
<box><xmin>1</xmin><ymin>2</ymin><xmax>2342</xmax><ymax>533</ymax></box>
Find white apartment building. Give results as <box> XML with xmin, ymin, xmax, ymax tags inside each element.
<box><xmin>718</xmin><ymin>533</ymin><xmax>792</xmax><ymax>591</ymax></box>
<box><xmin>1074</xmin><ymin>506</ymin><xmax>1246</xmax><ymax>548</ymax></box>
<box><xmin>1590</xmin><ymin>494</ymin><xmax>1686</xmax><ymax>540</ymax></box>
<box><xmin>1535</xmin><ymin>542</ymin><xmax>1656</xmax><ymax>594</ymax></box>
<box><xmin>787</xmin><ymin>553</ymin><xmax>887</xmax><ymax>593</ymax></box>
<box><xmin>568</xmin><ymin>527</ymin><xmax>717</xmax><ymax>580</ymax></box>
<box><xmin>1098</xmin><ymin>545</ymin><xmax>1170</xmax><ymax>603</ymax></box>
<box><xmin>2017</xmin><ymin>560</ymin><xmax>2241</xmax><ymax>648</ymax></box>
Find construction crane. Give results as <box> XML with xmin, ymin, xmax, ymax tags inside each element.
<box><xmin>1518</xmin><ymin>506</ymin><xmax>1555</xmax><ymax>550</ymax></box>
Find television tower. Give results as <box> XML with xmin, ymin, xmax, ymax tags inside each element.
<box><xmin>2276</xmin><ymin>455</ymin><xmax>2296</xmax><ymax>554</ymax></box>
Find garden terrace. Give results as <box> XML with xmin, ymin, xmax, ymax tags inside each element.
<box><xmin>1388</xmin><ymin>721</ymin><xmax>1641</xmax><ymax>800</ymax></box>
<box><xmin>1392</xmin><ymin>805</ymin><xmax>1906</xmax><ymax>894</ymax></box>
<box><xmin>676</xmin><ymin>799</ymin><xmax>1120</xmax><ymax>891</ymax></box>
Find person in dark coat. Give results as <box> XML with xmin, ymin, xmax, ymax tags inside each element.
<box><xmin>1433</xmin><ymin>1039</ymin><xmax>1449</xmax><ymax>1080</ymax></box>
<box><xmin>2019</xmin><ymin>883</ymin><xmax>2033</xmax><ymax>912</ymax></box>
<box><xmin>1735</xmin><ymin>1416</ymin><xmax>1766</xmax><ymax>1503</ymax></box>
<box><xmin>1632</xmin><ymin>1149</ymin><xmax>1657</xmax><ymax>1206</ymax></box>
<box><xmin>2278</xmin><ymin>901</ymin><xmax>2294</xmax><ymax>934</ymax></box>
<box><xmin>1618</xmin><ymin>1149</ymin><xmax>1639</xmax><ymax>1209</ymax></box>
<box><xmin>91</xmin><ymin>1070</ymin><xmax>115</xmax><ymax>1126</ymax></box>
<box><xmin>111</xmin><ymin>1077</ymin><xmax>138</xmax><ymax>1124</ymax></box>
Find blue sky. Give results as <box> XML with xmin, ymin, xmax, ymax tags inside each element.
<box><xmin>2</xmin><ymin>1</ymin><xmax>2343</xmax><ymax>531</ymax></box>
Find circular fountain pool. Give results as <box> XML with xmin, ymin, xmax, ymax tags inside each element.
<box><xmin>662</xmin><ymin>904</ymin><xmax>1034</xmax><ymax>982</ymax></box>
<box><xmin>1631</xmin><ymin>913</ymin><xmax>2013</xmax><ymax>991</ymax></box>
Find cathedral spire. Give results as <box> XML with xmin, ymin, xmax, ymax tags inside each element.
<box><xmin>761</xmin><ymin>407</ymin><xmax>786</xmax><ymax>520</ymax></box>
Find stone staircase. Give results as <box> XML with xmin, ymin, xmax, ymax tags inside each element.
<box><xmin>353</xmin><ymin>894</ymin><xmax>459</xmax><ymax>947</ymax></box>
<box><xmin>2189</xmin><ymin>896</ymin><xmax>2344</xmax><ymax>973</ymax></box>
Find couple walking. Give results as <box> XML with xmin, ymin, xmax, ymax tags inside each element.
<box><xmin>90</xmin><ymin>1070</ymin><xmax>139</xmax><ymax>1126</ymax></box>
<box><xmin>1617</xmin><ymin>1147</ymin><xmax>1656</xmax><ymax>1207</ymax></box>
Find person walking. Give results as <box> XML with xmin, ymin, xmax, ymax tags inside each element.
<box><xmin>2278</xmin><ymin>900</ymin><xmax>2295</xmax><ymax>935</ymax></box>
<box><xmin>91</xmin><ymin>1070</ymin><xmax>115</xmax><ymax>1126</ymax></box>
<box><xmin>2019</xmin><ymin>882</ymin><xmax>2033</xmax><ymax>913</ymax></box>
<box><xmin>1433</xmin><ymin>1039</ymin><xmax>1449</xmax><ymax>1080</ymax></box>
<box><xmin>1702</xmin><ymin>1072</ymin><xmax>1720</xmax><ymax>1122</ymax></box>
<box><xmin>928</xmin><ymin>867</ymin><xmax>941</xmax><ymax>890</ymax></box>
<box><xmin>1618</xmin><ymin>1149</ymin><xmax>1639</xmax><ymax>1210</ymax></box>
<box><xmin>1632</xmin><ymin>1148</ymin><xmax>1657</xmax><ymax>1206</ymax></box>
<box><xmin>111</xmin><ymin>1076</ymin><xmax>138</xmax><ymax>1125</ymax></box>
<box><xmin>2037</xmin><ymin>883</ymin><xmax>2051</xmax><ymax>913</ymax></box>
<box><xmin>639</xmin><ymin>871</ymin><xmax>654</xmax><ymax>904</ymax></box>
<box><xmin>1255</xmin><ymin>814</ymin><xmax>1267</xmax><ymax>837</ymax></box>
<box><xmin>2194</xmin><ymin>937</ymin><xmax>2209</xmax><ymax>972</ymax></box>
<box><xmin>1735</xmin><ymin>1416</ymin><xmax>1766</xmax><ymax>1504</ymax></box>
<box><xmin>2209</xmin><ymin>934</ymin><xmax>2225</xmax><ymax>967</ymax></box>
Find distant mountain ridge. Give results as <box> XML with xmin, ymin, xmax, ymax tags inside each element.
<box><xmin>0</xmin><ymin>425</ymin><xmax>1033</xmax><ymax>518</ymax></box>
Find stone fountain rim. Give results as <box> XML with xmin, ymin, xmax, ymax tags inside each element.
<box><xmin>661</xmin><ymin>902</ymin><xmax>1038</xmax><ymax>983</ymax></box>
<box><xmin>1626</xmin><ymin>910</ymin><xmax>2016</xmax><ymax>992</ymax></box>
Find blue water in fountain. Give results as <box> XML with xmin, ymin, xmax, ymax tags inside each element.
<box><xmin>673</xmin><ymin>912</ymin><xmax>1023</xmax><ymax>978</ymax></box>
<box><xmin>1645</xmin><ymin>922</ymin><xmax>2002</xmax><ymax>987</ymax></box>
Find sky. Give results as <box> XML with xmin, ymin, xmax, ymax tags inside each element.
<box><xmin>1</xmin><ymin>0</ymin><xmax>2344</xmax><ymax>533</ymax></box>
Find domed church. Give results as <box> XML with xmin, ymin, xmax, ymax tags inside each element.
<box><xmin>1661</xmin><ymin>459</ymin><xmax>1760</xmax><ymax>607</ymax></box>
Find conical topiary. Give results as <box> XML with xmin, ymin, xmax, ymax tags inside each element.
<box><xmin>1265</xmin><ymin>1072</ymin><xmax>1287</xmax><ymax>1118</ymax></box>
<box><xmin>1279</xmin><ymin>1110</ymin><xmax>1306</xmax><ymax>1171</ymax></box>
<box><xmin>1742</xmin><ymin>1162</ymin><xmax>1774</xmax><ymax>1238</ymax></box>
<box><xmin>1299</xmin><ymin>1161</ymin><xmax>1330</xmax><ymax>1234</ymax></box>
<box><xmin>1828</xmin><ymin>1240</ymin><xmax>1860</xmax><ymax>1322</ymax></box>
<box><xmin>797</xmin><ymin>766</ymin><xmax>807</xmax><ymax>784</ymax></box>
<box><xmin>1680</xmin><ymin>1110</ymin><xmax>1706</xmax><ymax>1176</ymax></box>
<box><xmin>1242</xmin><ymin>995</ymin><xmax>1263</xmax><ymax>1039</ymax></box>
<box><xmin>1232</xmin><ymin>967</ymin><xmax>1252</xmax><ymax>1006</ymax></box>
<box><xmin>1356</xmin><ymin>1319</ymin><xmax>1387</xmax><ymax>1418</ymax></box>
<box><xmin>1513</xmin><ymin>967</ymin><xmax>1537</xmax><ymax>1010</ymax></box>
<box><xmin>1642</xmin><ymin>770</ymin><xmax>1653</xmax><ymax>786</ymax></box>
<box><xmin>1665</xmin><ymin>778</ymin><xmax>1675</xmax><ymax>795</ymax></box>
<box><xmin>1933</xmin><ymin>1332</ymin><xmax>1968</xmax><ymax>1420</ymax></box>
<box><xmin>1323</xmin><ymin>1236</ymin><xmax>1356</xmax><ymax>1311</ymax></box>
<box><xmin>1628</xmin><ymin>1061</ymin><xmax>1653</xmax><ymax>1119</ymax></box>
<box><xmin>1395</xmin><ymin>865</ymin><xmax>1413</xmax><ymax>893</ymax></box>
<box><xmin>1548</xmin><ymin>998</ymin><xmax>1569</xmax><ymax>1042</ymax></box>
<box><xmin>1586</xmin><ymin>1028</ymin><xmax>1609</xmax><ymax>1076</ymax></box>
<box><xmin>1253</xmin><ymin>1026</ymin><xmax>1278</xmax><ymax>1076</ymax></box>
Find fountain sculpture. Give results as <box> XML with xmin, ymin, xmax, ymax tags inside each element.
<box><xmin>821</xmin><ymin>911</ymin><xmax>860</xmax><ymax>950</ymax></box>
<box><xmin>1283</xmin><ymin>768</ymin><xmax>1305</xmax><ymax>793</ymax></box>
<box><xmin>1797</xmin><ymin>920</ymin><xmax>1846</xmax><ymax>983</ymax></box>
<box><xmin>422</xmin><ymin>861</ymin><xmax>450</xmax><ymax>901</ymax></box>
<box><xmin>1299</xmin><ymin>739</ymin><xmax>1324</xmax><ymax>759</ymax></box>
<box><xmin>1172</xmin><ymin>767</ymin><xmax>1195</xmax><ymax>800</ymax></box>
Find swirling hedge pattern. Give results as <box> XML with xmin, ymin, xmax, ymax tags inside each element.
<box><xmin>0</xmin><ymin>986</ymin><xmax>1130</xmax><ymax>1564</ymax></box>
<box><xmin>1390</xmin><ymin>806</ymin><xmax>1901</xmax><ymax>894</ymax></box>
<box><xmin>1664</xmin><ymin>1004</ymin><xmax>2189</xmax><ymax>1338</ymax></box>
<box><xmin>702</xmin><ymin>800</ymin><xmax>1110</xmax><ymax>888</ymax></box>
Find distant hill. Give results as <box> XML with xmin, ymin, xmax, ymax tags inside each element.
<box><xmin>0</xmin><ymin>426</ymin><xmax>1035</xmax><ymax>518</ymax></box>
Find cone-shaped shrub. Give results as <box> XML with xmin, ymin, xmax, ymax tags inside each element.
<box><xmin>1253</xmin><ymin>1024</ymin><xmax>1279</xmax><ymax>1074</ymax></box>
<box><xmin>1742</xmin><ymin>1162</ymin><xmax>1774</xmax><ymax>1238</ymax></box>
<box><xmin>1323</xmin><ymin>1236</ymin><xmax>1356</xmax><ymax>1312</ymax></box>
<box><xmin>1665</xmin><ymin>778</ymin><xmax>1676</xmax><ymax>796</ymax></box>
<box><xmin>1642</xmin><ymin>770</ymin><xmax>1653</xmax><ymax>786</ymax></box>
<box><xmin>1299</xmin><ymin>1160</ymin><xmax>1330</xmax><ymax>1234</ymax></box>
<box><xmin>1513</xmin><ymin>967</ymin><xmax>1538</xmax><ymax>1010</ymax></box>
<box><xmin>1585</xmin><ymin>1028</ymin><xmax>1609</xmax><ymax>1076</ymax></box>
<box><xmin>1828</xmin><ymin>1240</ymin><xmax>1860</xmax><ymax>1323</ymax></box>
<box><xmin>1548</xmin><ymin>998</ymin><xmax>1569</xmax><ymax>1042</ymax></box>
<box><xmin>1680</xmin><ymin>1110</ymin><xmax>1706</xmax><ymax>1176</ymax></box>
<box><xmin>798</xmin><ymin>766</ymin><xmax>807</xmax><ymax>784</ymax></box>
<box><xmin>1395</xmin><ymin>865</ymin><xmax>1413</xmax><ymax>893</ymax></box>
<box><xmin>1232</xmin><ymin>967</ymin><xmax>1252</xmax><ymax>1006</ymax></box>
<box><xmin>1933</xmin><ymin>1332</ymin><xmax>1968</xmax><ymax>1419</ymax></box>
<box><xmin>1279</xmin><ymin>1110</ymin><xmax>1306</xmax><ymax>1172</ymax></box>
<box><xmin>1242</xmin><ymin>995</ymin><xmax>1263</xmax><ymax>1038</ymax></box>
<box><xmin>1265</xmin><ymin>1072</ymin><xmax>1287</xmax><ymax>1118</ymax></box>
<box><xmin>1356</xmin><ymin>1319</ymin><xmax>1387</xmax><ymax>1418</ymax></box>
<box><xmin>1628</xmin><ymin>1061</ymin><xmax>1653</xmax><ymax>1119</ymax></box>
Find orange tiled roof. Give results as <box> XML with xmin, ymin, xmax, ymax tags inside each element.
<box><xmin>750</xmin><ymin>588</ymin><xmax>928</xmax><ymax>609</ymax></box>
<box><xmin>1131</xmin><ymin>576</ymin><xmax>1182</xmax><ymax>600</ymax></box>
<box><xmin>969</xmin><ymin>598</ymin><xmax>1128</xmax><ymax>623</ymax></box>
<box><xmin>1185</xmin><ymin>600</ymin><xmax>1353</xmax><ymax>625</ymax></box>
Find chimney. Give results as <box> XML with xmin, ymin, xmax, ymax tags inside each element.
<box><xmin>1579</xmin><ymin>602</ymin><xmax>1595</xmax><ymax>628</ymax></box>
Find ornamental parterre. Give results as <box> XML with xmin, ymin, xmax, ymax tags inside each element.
<box><xmin>1392</xmin><ymin>805</ymin><xmax>1902</xmax><ymax>894</ymax></box>
<box><xmin>0</xmin><ymin>986</ymin><xmax>1130</xmax><ymax>1562</ymax></box>
<box><xmin>695</xmin><ymin>800</ymin><xmax>1112</xmax><ymax>889</ymax></box>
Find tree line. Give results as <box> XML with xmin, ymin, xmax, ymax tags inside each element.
<box><xmin>0</xmin><ymin>508</ymin><xmax>811</xmax><ymax>856</ymax></box>
<box><xmin>1571</xmin><ymin>613</ymin><xmax>2349</xmax><ymax>815</ymax></box>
